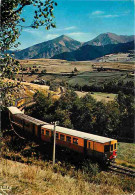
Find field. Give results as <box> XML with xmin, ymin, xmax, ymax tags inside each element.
<box><xmin>116</xmin><ymin>142</ymin><xmax>135</xmax><ymax>168</ymax></box>
<box><xmin>68</xmin><ymin>71</ymin><xmax>132</xmax><ymax>87</ymax></box>
<box><xmin>12</xmin><ymin>58</ymin><xmax>134</xmax><ymax>104</ymax></box>
<box><xmin>75</xmin><ymin>91</ymin><xmax>117</xmax><ymax>102</ymax></box>
<box><xmin>18</xmin><ymin>59</ymin><xmax>134</xmax><ymax>88</ymax></box>
<box><xmin>94</xmin><ymin>53</ymin><xmax>135</xmax><ymax>63</ymax></box>
<box><xmin>19</xmin><ymin>59</ymin><xmax>134</xmax><ymax>73</ymax></box>
<box><xmin>19</xmin><ymin>59</ymin><xmax>94</xmax><ymax>73</ymax></box>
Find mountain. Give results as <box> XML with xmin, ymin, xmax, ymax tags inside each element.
<box><xmin>15</xmin><ymin>35</ymin><xmax>82</xmax><ymax>59</ymax></box>
<box><xmin>52</xmin><ymin>41</ymin><xmax>134</xmax><ymax>61</ymax></box>
<box><xmin>84</xmin><ymin>32</ymin><xmax>135</xmax><ymax>46</ymax></box>
<box><xmin>14</xmin><ymin>33</ymin><xmax>134</xmax><ymax>60</ymax></box>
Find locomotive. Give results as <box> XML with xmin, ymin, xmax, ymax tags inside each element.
<box><xmin>8</xmin><ymin>106</ymin><xmax>117</xmax><ymax>163</ymax></box>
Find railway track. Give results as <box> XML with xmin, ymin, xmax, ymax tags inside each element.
<box><xmin>108</xmin><ymin>163</ymin><xmax>135</xmax><ymax>177</ymax></box>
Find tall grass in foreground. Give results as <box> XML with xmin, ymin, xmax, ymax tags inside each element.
<box><xmin>0</xmin><ymin>158</ymin><xmax>135</xmax><ymax>195</ymax></box>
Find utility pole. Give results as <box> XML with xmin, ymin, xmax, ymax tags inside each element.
<box><xmin>53</xmin><ymin>122</ymin><xmax>56</xmax><ymax>166</ymax></box>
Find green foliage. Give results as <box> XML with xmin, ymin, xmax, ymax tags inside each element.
<box><xmin>0</xmin><ymin>80</ymin><xmax>22</xmax><ymax>108</ymax></box>
<box><xmin>1</xmin><ymin>0</ymin><xmax>57</xmax><ymax>51</ymax></box>
<box><xmin>116</xmin><ymin>92</ymin><xmax>134</xmax><ymax>140</ymax></box>
<box><xmin>41</xmin><ymin>69</ymin><xmax>47</xmax><ymax>75</ymax></box>
<box><xmin>0</xmin><ymin>0</ymin><xmax>57</xmax><ymax>108</ymax></box>
<box><xmin>82</xmin><ymin>160</ymin><xmax>99</xmax><ymax>177</ymax></box>
<box><xmin>74</xmin><ymin>67</ymin><xmax>78</xmax><ymax>72</ymax></box>
<box><xmin>69</xmin><ymin>71</ymin><xmax>134</xmax><ymax>95</ymax></box>
<box><xmin>27</xmin><ymin>90</ymin><xmax>134</xmax><ymax>141</ymax></box>
<box><xmin>49</xmin><ymin>83</ymin><xmax>59</xmax><ymax>92</ymax></box>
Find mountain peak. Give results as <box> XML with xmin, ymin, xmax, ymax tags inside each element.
<box><xmin>55</xmin><ymin>34</ymin><xmax>73</xmax><ymax>41</ymax></box>
<box><xmin>15</xmin><ymin>34</ymin><xmax>82</xmax><ymax>59</ymax></box>
<box><xmin>59</xmin><ymin>34</ymin><xmax>68</xmax><ymax>38</ymax></box>
<box><xmin>84</xmin><ymin>32</ymin><xmax>134</xmax><ymax>46</ymax></box>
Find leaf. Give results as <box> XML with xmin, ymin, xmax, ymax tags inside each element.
<box><xmin>22</xmin><ymin>18</ymin><xmax>25</xmax><ymax>22</ymax></box>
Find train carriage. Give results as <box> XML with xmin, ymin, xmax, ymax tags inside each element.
<box><xmin>41</xmin><ymin>124</ymin><xmax>117</xmax><ymax>162</ymax></box>
<box><xmin>8</xmin><ymin>106</ymin><xmax>117</xmax><ymax>163</ymax></box>
<box><xmin>8</xmin><ymin>106</ymin><xmax>48</xmax><ymax>139</ymax></box>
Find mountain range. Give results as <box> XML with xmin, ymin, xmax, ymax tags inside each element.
<box><xmin>14</xmin><ymin>32</ymin><xmax>135</xmax><ymax>60</ymax></box>
<box><xmin>52</xmin><ymin>41</ymin><xmax>134</xmax><ymax>61</ymax></box>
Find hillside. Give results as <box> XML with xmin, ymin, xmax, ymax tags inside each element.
<box><xmin>0</xmin><ymin>139</ymin><xmax>135</xmax><ymax>195</ymax></box>
<box><xmin>52</xmin><ymin>41</ymin><xmax>134</xmax><ymax>61</ymax></box>
<box><xmin>84</xmin><ymin>32</ymin><xmax>135</xmax><ymax>46</ymax></box>
<box><xmin>15</xmin><ymin>35</ymin><xmax>82</xmax><ymax>59</ymax></box>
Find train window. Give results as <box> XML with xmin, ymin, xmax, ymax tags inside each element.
<box><xmin>41</xmin><ymin>129</ymin><xmax>44</xmax><ymax>135</ymax></box>
<box><xmin>104</xmin><ymin>145</ymin><xmax>110</xmax><ymax>152</ymax></box>
<box><xmin>25</xmin><ymin>122</ymin><xmax>30</xmax><ymax>128</ymax></box>
<box><xmin>111</xmin><ymin>145</ymin><xmax>113</xmax><ymax>151</ymax></box>
<box><xmin>88</xmin><ymin>142</ymin><xmax>91</xmax><ymax>149</ymax></box>
<box><xmin>17</xmin><ymin>118</ymin><xmax>23</xmax><ymax>124</ymax></box>
<box><xmin>46</xmin><ymin>130</ymin><xmax>50</xmax><ymax>136</ymax></box>
<box><xmin>60</xmin><ymin>134</ymin><xmax>65</xmax><ymax>141</ymax></box>
<box><xmin>56</xmin><ymin>133</ymin><xmax>59</xmax><ymax>139</ymax></box>
<box><xmin>73</xmin><ymin>138</ymin><xmax>78</xmax><ymax>145</ymax></box>
<box><xmin>114</xmin><ymin>143</ymin><xmax>117</xmax><ymax>149</ymax></box>
<box><xmin>66</xmin><ymin>136</ymin><xmax>71</xmax><ymax>143</ymax></box>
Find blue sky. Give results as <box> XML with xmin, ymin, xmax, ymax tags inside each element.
<box><xmin>18</xmin><ymin>0</ymin><xmax>134</xmax><ymax>49</ymax></box>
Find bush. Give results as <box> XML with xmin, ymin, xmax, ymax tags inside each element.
<box><xmin>49</xmin><ymin>83</ymin><xmax>59</xmax><ymax>92</ymax></box>
<box><xmin>82</xmin><ymin>160</ymin><xmax>99</xmax><ymax>177</ymax></box>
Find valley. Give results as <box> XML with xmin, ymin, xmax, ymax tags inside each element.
<box><xmin>13</xmin><ymin>58</ymin><xmax>134</xmax><ymax>104</ymax></box>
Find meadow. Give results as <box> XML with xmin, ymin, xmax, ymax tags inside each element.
<box><xmin>19</xmin><ymin>59</ymin><xmax>134</xmax><ymax>73</ymax></box>
<box><xmin>116</xmin><ymin>142</ymin><xmax>135</xmax><ymax>168</ymax></box>
<box><xmin>68</xmin><ymin>71</ymin><xmax>131</xmax><ymax>87</ymax></box>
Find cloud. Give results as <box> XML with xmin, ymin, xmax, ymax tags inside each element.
<box><xmin>91</xmin><ymin>11</ymin><xmax>104</xmax><ymax>15</ymax></box>
<box><xmin>45</xmin><ymin>34</ymin><xmax>60</xmax><ymax>40</ymax></box>
<box><xmin>67</xmin><ymin>32</ymin><xmax>86</xmax><ymax>36</ymax></box>
<box><xmin>50</xmin><ymin>26</ymin><xmax>76</xmax><ymax>32</ymax></box>
<box><xmin>100</xmin><ymin>14</ymin><xmax>119</xmax><ymax>18</ymax></box>
<box><xmin>90</xmin><ymin>10</ymin><xmax>130</xmax><ymax>19</ymax></box>
<box><xmin>66</xmin><ymin>32</ymin><xmax>95</xmax><ymax>42</ymax></box>
<box><xmin>63</xmin><ymin>26</ymin><xmax>76</xmax><ymax>30</ymax></box>
<box><xmin>90</xmin><ymin>12</ymin><xmax>119</xmax><ymax>19</ymax></box>
<box><xmin>23</xmin><ymin>29</ymin><xmax>60</xmax><ymax>39</ymax></box>
<box><xmin>23</xmin><ymin>29</ymin><xmax>41</xmax><ymax>35</ymax></box>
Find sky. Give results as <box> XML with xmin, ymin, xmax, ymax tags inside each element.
<box><xmin>17</xmin><ymin>0</ymin><xmax>134</xmax><ymax>50</ymax></box>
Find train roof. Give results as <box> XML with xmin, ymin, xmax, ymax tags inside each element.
<box><xmin>8</xmin><ymin>106</ymin><xmax>23</xmax><ymax>114</ymax></box>
<box><xmin>42</xmin><ymin>124</ymin><xmax>115</xmax><ymax>144</ymax></box>
<box><xmin>16</xmin><ymin>113</ymin><xmax>48</xmax><ymax>126</ymax></box>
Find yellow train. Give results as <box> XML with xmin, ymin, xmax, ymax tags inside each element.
<box><xmin>15</xmin><ymin>98</ymin><xmax>26</xmax><ymax>108</ymax></box>
<box><xmin>8</xmin><ymin>106</ymin><xmax>117</xmax><ymax>163</ymax></box>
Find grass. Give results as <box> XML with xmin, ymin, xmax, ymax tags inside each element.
<box><xmin>19</xmin><ymin>59</ymin><xmax>94</xmax><ymax>73</ymax></box>
<box><xmin>75</xmin><ymin>91</ymin><xmax>117</xmax><ymax>102</ymax></box>
<box><xmin>19</xmin><ymin>59</ymin><xmax>134</xmax><ymax>73</ymax></box>
<box><xmin>0</xmin><ymin>157</ymin><xmax>134</xmax><ymax>195</ymax></box>
<box><xmin>116</xmin><ymin>142</ymin><xmax>135</xmax><ymax>169</ymax></box>
<box><xmin>0</xmin><ymin>137</ymin><xmax>135</xmax><ymax>194</ymax></box>
<box><xmin>68</xmin><ymin>71</ymin><xmax>133</xmax><ymax>87</ymax></box>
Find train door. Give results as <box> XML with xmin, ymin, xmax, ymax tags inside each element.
<box><xmin>84</xmin><ymin>139</ymin><xmax>87</xmax><ymax>155</ymax></box>
<box><xmin>38</xmin><ymin>126</ymin><xmax>41</xmax><ymax>139</ymax></box>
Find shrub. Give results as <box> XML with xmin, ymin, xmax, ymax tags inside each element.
<box><xmin>82</xmin><ymin>160</ymin><xmax>99</xmax><ymax>177</ymax></box>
